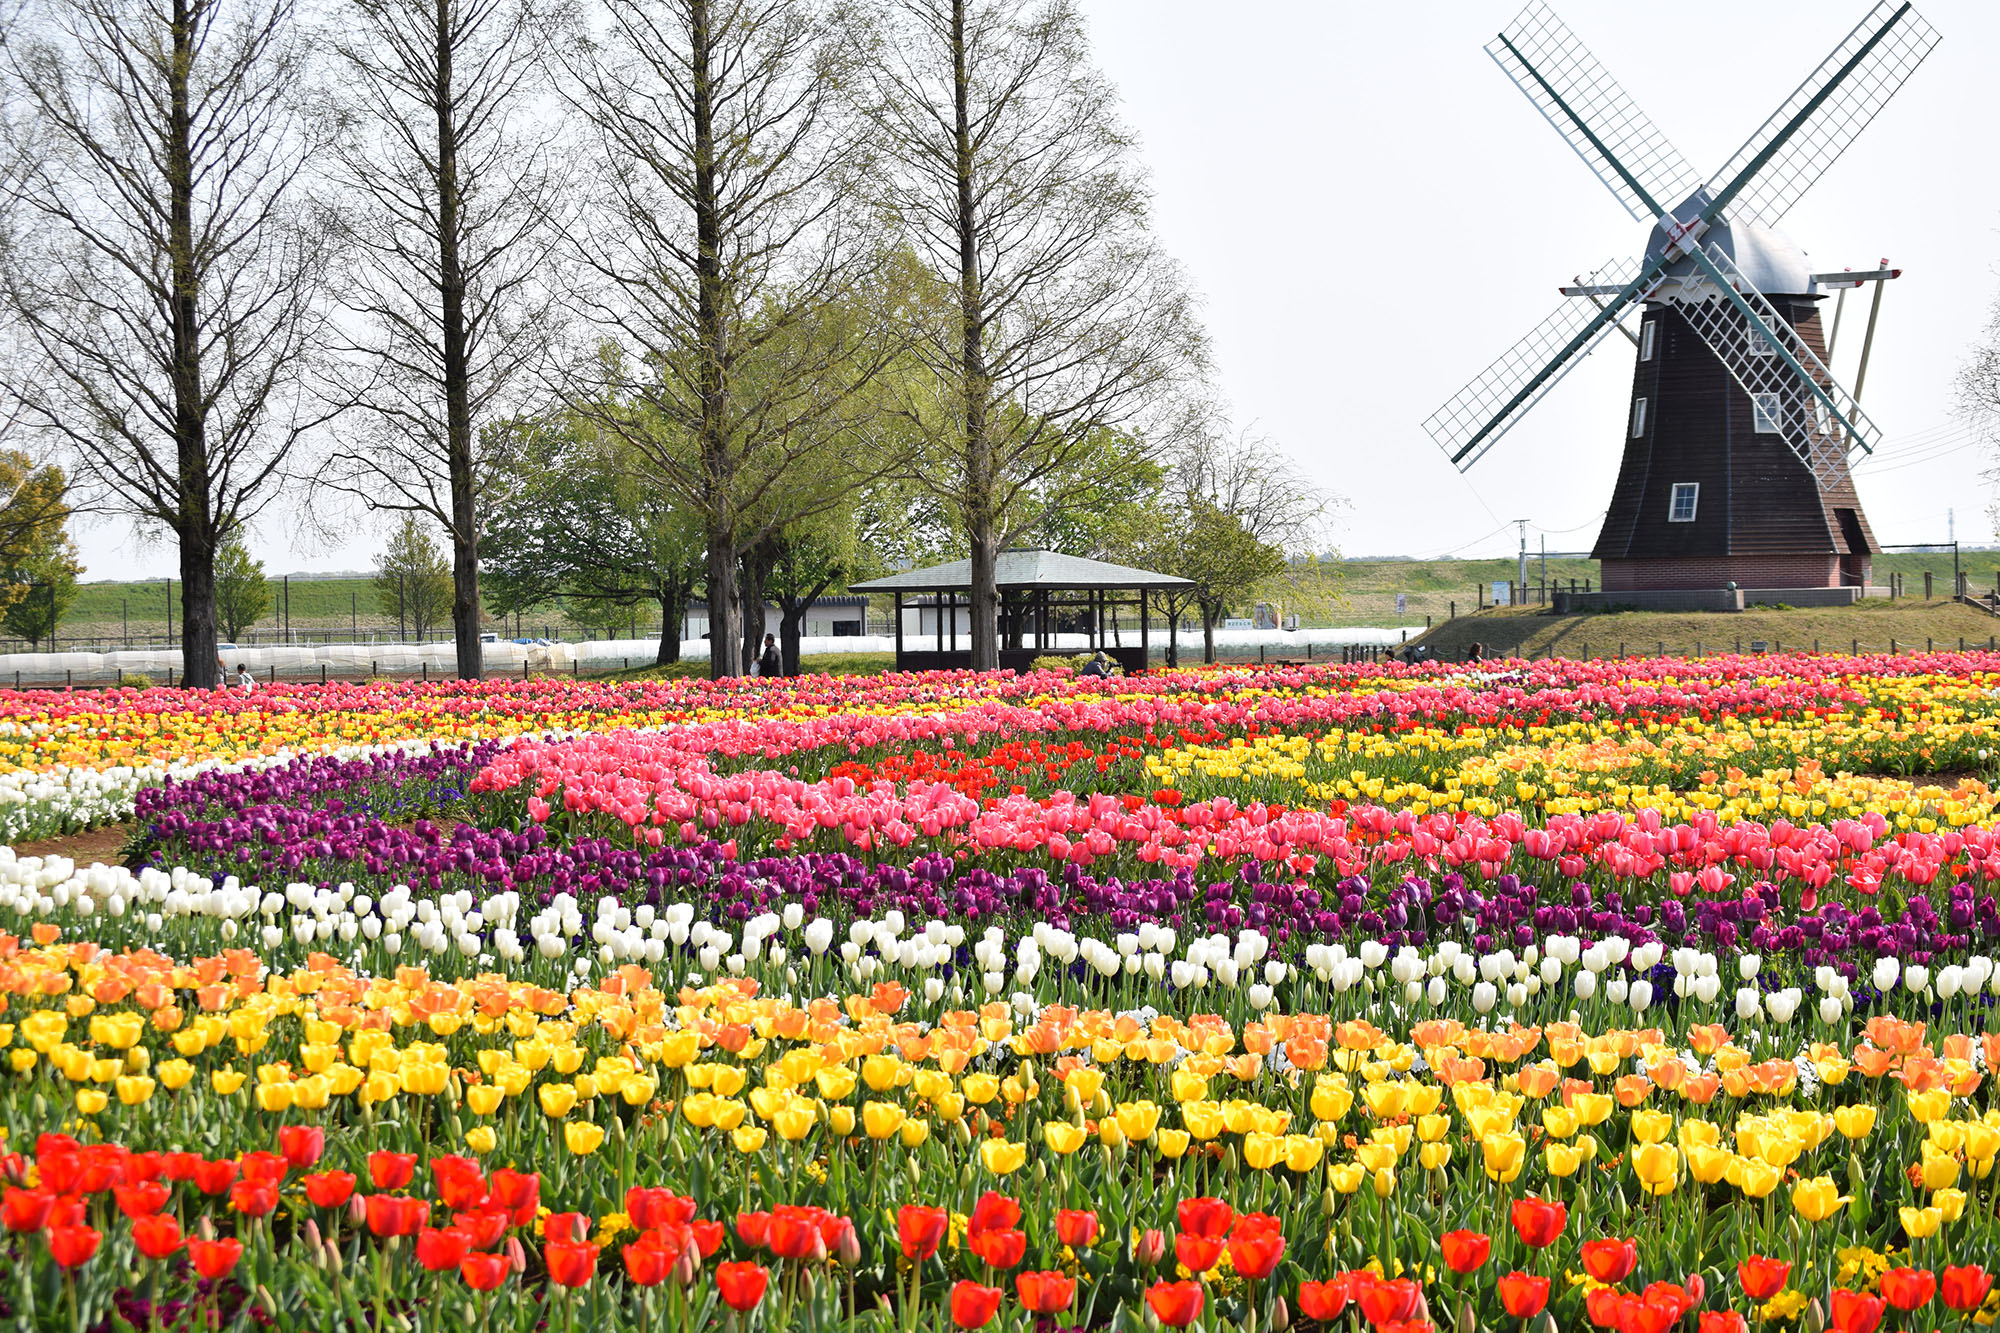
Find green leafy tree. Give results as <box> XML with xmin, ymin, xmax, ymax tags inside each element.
<box><xmin>0</xmin><ymin>451</ymin><xmax>73</xmax><ymax>621</ymax></box>
<box><xmin>2</xmin><ymin>536</ymin><xmax>82</xmax><ymax>648</ymax></box>
<box><xmin>214</xmin><ymin>536</ymin><xmax>272</xmax><ymax>640</ymax></box>
<box><xmin>374</xmin><ymin>516</ymin><xmax>454</xmax><ymax>641</ymax></box>
<box><xmin>484</xmin><ymin>413</ymin><xmax>706</xmax><ymax>665</ymax></box>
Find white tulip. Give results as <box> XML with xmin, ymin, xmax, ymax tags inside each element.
<box><xmin>1471</xmin><ymin>982</ymin><xmax>1497</xmax><ymax>1014</ymax></box>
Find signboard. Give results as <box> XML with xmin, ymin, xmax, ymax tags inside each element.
<box><xmin>1491</xmin><ymin>581</ymin><xmax>1511</xmax><ymax>607</ymax></box>
<box><xmin>1395</xmin><ymin>593</ymin><xmax>1407</xmax><ymax>615</ymax></box>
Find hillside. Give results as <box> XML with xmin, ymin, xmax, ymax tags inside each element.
<box><xmin>1408</xmin><ymin>597</ymin><xmax>2000</xmax><ymax>661</ymax></box>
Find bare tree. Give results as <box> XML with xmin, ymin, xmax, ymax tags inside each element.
<box><xmin>856</xmin><ymin>0</ymin><xmax>1204</xmax><ymax>669</ymax></box>
<box><xmin>0</xmin><ymin>0</ymin><xmax>327</xmax><ymax>688</ymax></box>
<box><xmin>559</xmin><ymin>0</ymin><xmax>903</xmax><ymax>678</ymax></box>
<box><xmin>1963</xmin><ymin>288</ymin><xmax>2000</xmax><ymax>536</ymax></box>
<box><xmin>317</xmin><ymin>0</ymin><xmax>566</xmax><ymax>679</ymax></box>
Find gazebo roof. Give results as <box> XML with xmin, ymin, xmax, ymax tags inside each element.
<box><xmin>849</xmin><ymin>550</ymin><xmax>1192</xmax><ymax>593</ymax></box>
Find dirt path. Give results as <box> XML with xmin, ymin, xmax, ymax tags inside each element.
<box><xmin>12</xmin><ymin>823</ymin><xmax>135</xmax><ymax>866</ymax></box>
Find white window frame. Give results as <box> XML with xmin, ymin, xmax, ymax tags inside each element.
<box><xmin>1639</xmin><ymin>321</ymin><xmax>1656</xmax><ymax>362</ymax></box>
<box><xmin>1747</xmin><ymin>327</ymin><xmax>1775</xmax><ymax>358</ymax></box>
<box><xmin>1668</xmin><ymin>482</ymin><xmax>1699</xmax><ymax>523</ymax></box>
<box><xmin>1752</xmin><ymin>392</ymin><xmax>1782</xmax><ymax>434</ymax></box>
<box><xmin>1630</xmin><ymin>397</ymin><xmax>1648</xmax><ymax>438</ymax></box>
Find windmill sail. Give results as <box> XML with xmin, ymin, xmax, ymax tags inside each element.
<box><xmin>1424</xmin><ymin>258</ymin><xmax>1647</xmax><ymax>471</ymax></box>
<box><xmin>1704</xmin><ymin>1</ymin><xmax>1940</xmax><ymax>229</ymax></box>
<box><xmin>1487</xmin><ymin>3</ymin><xmax>1701</xmax><ymax>221</ymax></box>
<box><xmin>1665</xmin><ymin>245</ymin><xmax>1879</xmax><ymax>487</ymax></box>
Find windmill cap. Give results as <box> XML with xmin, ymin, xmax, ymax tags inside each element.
<box><xmin>1646</xmin><ymin>191</ymin><xmax>1814</xmax><ymax>297</ymax></box>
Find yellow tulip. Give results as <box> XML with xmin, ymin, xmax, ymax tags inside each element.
<box><xmin>1329</xmin><ymin>1162</ymin><xmax>1365</xmax><ymax>1194</ymax></box>
<box><xmin>861</xmin><ymin>1101</ymin><xmax>906</xmax><ymax>1140</ymax></box>
<box><xmin>1936</xmin><ymin>1187</ymin><xmax>1968</xmax><ymax>1223</ymax></box>
<box><xmin>1920</xmin><ymin>1145</ymin><xmax>1961</xmax><ymax>1191</ymax></box>
<box><xmin>1171</xmin><ymin>1069</ymin><xmax>1209</xmax><ymax>1104</ymax></box>
<box><xmin>1043</xmin><ymin>1121</ymin><xmax>1088</xmax><ymax>1155</ymax></box>
<box><xmin>465</xmin><ymin>1127</ymin><xmax>497</xmax><ymax>1154</ymax></box>
<box><xmin>731</xmin><ymin>1126</ymin><xmax>768</xmax><ymax>1154</ymax></box>
<box><xmin>862</xmin><ymin>1054</ymin><xmax>903</xmax><ymax>1092</ymax></box>
<box><xmin>564</xmin><ymin>1121</ymin><xmax>605</xmax><ymax>1155</ymax></box>
<box><xmin>1243</xmin><ymin>1132</ymin><xmax>1283</xmax><ymax>1171</ymax></box>
<box><xmin>1790</xmin><ymin>1176</ymin><xmax>1849</xmax><ymax>1223</ymax></box>
<box><xmin>1356</xmin><ymin>1141</ymin><xmax>1398</xmax><ymax>1172</ymax></box>
<box><xmin>1419</xmin><ymin>1141</ymin><xmax>1452</xmax><ymax>1171</ymax></box>
<box><xmin>253</xmin><ymin>1082</ymin><xmax>292</xmax><ymax>1112</ymax></box>
<box><xmin>1284</xmin><ymin>1135</ymin><xmax>1325</xmax><ymax>1172</ymax></box>
<box><xmin>1907</xmin><ymin>1089</ymin><xmax>1951</xmax><ymax>1124</ymax></box>
<box><xmin>1678</xmin><ymin>1119</ymin><xmax>1722</xmax><ymax>1150</ymax></box>
<box><xmin>1480</xmin><ymin>1132</ymin><xmax>1526</xmax><ymax>1183</ymax></box>
<box><xmin>1417</xmin><ymin>1113</ymin><xmax>1450</xmax><ymax>1143</ymax></box>
<box><xmin>931</xmin><ymin>1094</ymin><xmax>963</xmax><ymax>1124</ymax></box>
<box><xmin>899</xmin><ymin>1120</ymin><xmax>930</xmax><ymax>1149</ymax></box>
<box><xmin>1631</xmin><ymin>1142</ymin><xmax>1679</xmax><ymax>1195</ymax></box>
<box><xmin>775</xmin><ymin>1104</ymin><xmax>818</xmax><ymax>1142</ymax></box>
<box><xmin>962</xmin><ymin>1074</ymin><xmax>999</xmax><ymax>1105</ymax></box>
<box><xmin>1900</xmin><ymin>1205</ymin><xmax>1942</xmax><ymax>1239</ymax></box>
<box><xmin>979</xmin><ymin>1139</ymin><xmax>1026</xmax><ymax>1175</ymax></box>
<box><xmin>1545</xmin><ymin>1142</ymin><xmax>1582</xmax><ymax>1177</ymax></box>
<box><xmin>1833</xmin><ymin>1104</ymin><xmax>1877</xmax><ymax>1140</ymax></box>
<box><xmin>1540</xmin><ymin>1106</ymin><xmax>1578</xmax><ymax>1139</ymax></box>
<box><xmin>1363</xmin><ymin>1081</ymin><xmax>1411</xmax><ymax>1119</ymax></box>
<box><xmin>1730</xmin><ymin>1156</ymin><xmax>1782</xmax><ymax>1198</ymax></box>
<box><xmin>1182</xmin><ymin>1101</ymin><xmax>1226</xmax><ymax>1141</ymax></box>
<box><xmin>1571</xmin><ymin>1093</ymin><xmax>1613</xmax><ymax>1126</ymax></box>
<box><xmin>813</xmin><ymin>1066</ymin><xmax>857</xmax><ymax>1100</ymax></box>
<box><xmin>1156</xmin><ymin>1129</ymin><xmax>1191</xmax><ymax>1160</ymax></box>
<box><xmin>212</xmin><ymin>1068</ymin><xmax>246</xmax><ymax>1095</ymax></box>
<box><xmin>827</xmin><ymin>1105</ymin><xmax>857</xmax><ymax>1136</ymax></box>
<box><xmin>1310</xmin><ymin>1077</ymin><xmax>1353</xmax><ymax>1122</ymax></box>
<box><xmin>467</xmin><ymin>1085</ymin><xmax>504</xmax><ymax>1116</ymax></box>
<box><xmin>912</xmin><ymin>1069</ymin><xmax>954</xmax><ymax>1104</ymax></box>
<box><xmin>1685</xmin><ymin>1144</ymin><xmax>1731</xmax><ymax>1185</ymax></box>
<box><xmin>1372</xmin><ymin>1166</ymin><xmax>1396</xmax><ymax>1198</ymax></box>
<box><xmin>1115</xmin><ymin>1101</ymin><xmax>1162</xmax><ymax>1141</ymax></box>
<box><xmin>1630</xmin><ymin>1109</ymin><xmax>1672</xmax><ymax>1144</ymax></box>
<box><xmin>621</xmin><ymin>1074</ymin><xmax>658</xmax><ymax>1107</ymax></box>
<box><xmin>539</xmin><ymin>1082</ymin><xmax>579</xmax><ymax>1118</ymax></box>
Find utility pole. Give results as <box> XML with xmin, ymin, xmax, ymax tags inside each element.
<box><xmin>1516</xmin><ymin>519</ymin><xmax>1529</xmax><ymax>602</ymax></box>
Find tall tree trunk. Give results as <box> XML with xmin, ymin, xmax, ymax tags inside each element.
<box><xmin>739</xmin><ymin>542</ymin><xmax>774</xmax><ymax>675</ymax></box>
<box><xmin>950</xmin><ymin>0</ymin><xmax>998</xmax><ymax>672</ymax></box>
<box><xmin>655</xmin><ymin>579</ymin><xmax>685</xmax><ymax>665</ymax></box>
<box><xmin>688</xmin><ymin>0</ymin><xmax>739</xmax><ymax>679</ymax></box>
<box><xmin>169</xmin><ymin>0</ymin><xmax>219</xmax><ymax>690</ymax></box>
<box><xmin>1200</xmin><ymin>600</ymin><xmax>1220</xmax><ymax>665</ymax></box>
<box><xmin>435</xmin><ymin>0</ymin><xmax>483</xmax><ymax>680</ymax></box>
<box><xmin>777</xmin><ymin>576</ymin><xmax>833</xmax><ymax>676</ymax></box>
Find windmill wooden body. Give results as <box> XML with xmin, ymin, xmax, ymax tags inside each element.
<box><xmin>1426</xmin><ymin>2</ymin><xmax>1938</xmax><ymax>600</ymax></box>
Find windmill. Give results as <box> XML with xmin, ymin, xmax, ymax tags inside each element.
<box><xmin>1425</xmin><ymin>2</ymin><xmax>1939</xmax><ymax>600</ymax></box>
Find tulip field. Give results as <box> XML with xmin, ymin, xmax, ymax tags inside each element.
<box><xmin>10</xmin><ymin>655</ymin><xmax>2000</xmax><ymax>1331</ymax></box>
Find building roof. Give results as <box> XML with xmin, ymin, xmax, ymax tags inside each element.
<box><xmin>849</xmin><ymin>550</ymin><xmax>1192</xmax><ymax>592</ymax></box>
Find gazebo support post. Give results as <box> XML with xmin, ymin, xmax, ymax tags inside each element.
<box><xmin>1140</xmin><ymin>589</ymin><xmax>1149</xmax><ymax>668</ymax></box>
<box><xmin>893</xmin><ymin>592</ymin><xmax>904</xmax><ymax>669</ymax></box>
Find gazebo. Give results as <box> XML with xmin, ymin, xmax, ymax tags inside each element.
<box><xmin>850</xmin><ymin>550</ymin><xmax>1193</xmax><ymax>673</ymax></box>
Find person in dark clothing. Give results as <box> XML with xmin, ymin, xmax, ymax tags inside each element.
<box><xmin>757</xmin><ymin>634</ymin><xmax>781</xmax><ymax>677</ymax></box>
<box><xmin>1465</xmin><ymin>642</ymin><xmax>1485</xmax><ymax>664</ymax></box>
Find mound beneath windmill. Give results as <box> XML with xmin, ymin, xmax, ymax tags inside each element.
<box><xmin>1405</xmin><ymin>598</ymin><xmax>2000</xmax><ymax>662</ymax></box>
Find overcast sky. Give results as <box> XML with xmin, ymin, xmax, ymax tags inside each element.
<box><xmin>72</xmin><ymin>0</ymin><xmax>2000</xmax><ymax>580</ymax></box>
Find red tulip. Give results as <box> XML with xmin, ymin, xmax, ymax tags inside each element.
<box><xmin>47</xmin><ymin>1224</ymin><xmax>99</xmax><ymax>1269</ymax></box>
<box><xmin>951</xmin><ymin>1279</ymin><xmax>1004</xmax><ymax>1329</ymax></box>
<box><xmin>112</xmin><ymin>1181</ymin><xmax>170</xmax><ymax>1220</ymax></box>
<box><xmin>1</xmin><ymin>1186</ymin><xmax>55</xmax><ymax>1233</ymax></box>
<box><xmin>1145</xmin><ymin>1280</ymin><xmax>1205</xmax><ymax>1329</ymax></box>
<box><xmin>767</xmin><ymin>1205</ymin><xmax>827</xmax><ymax>1261</ymax></box>
<box><xmin>1298</xmin><ymin>1279</ymin><xmax>1349</xmax><ymax>1321</ymax></box>
<box><xmin>1176</xmin><ymin>1196</ymin><xmax>1234</xmax><ymax>1240</ymax></box>
<box><xmin>544</xmin><ymin>1239</ymin><xmax>599</xmax><ymax>1288</ymax></box>
<box><xmin>622</xmin><ymin>1235</ymin><xmax>675</xmax><ymax>1286</ymax></box>
<box><xmin>1509</xmin><ymin>1196</ymin><xmax>1566</xmax><ymax>1249</ymax></box>
<box><xmin>1174</xmin><ymin>1232</ymin><xmax>1224</xmax><ymax>1274</ymax></box>
<box><xmin>365</xmin><ymin>1194</ymin><xmax>429</xmax><ymax>1238</ymax></box>
<box><xmin>1878</xmin><ymin>1267</ymin><xmax>1934</xmax><ymax>1312</ymax></box>
<box><xmin>189</xmin><ymin>1237</ymin><xmax>243</xmax><ymax>1281</ymax></box>
<box><xmin>75</xmin><ymin>1146</ymin><xmax>127</xmax><ymax>1193</ymax></box>
<box><xmin>130</xmin><ymin>1214</ymin><xmax>183</xmax><ymax>1261</ymax></box>
<box><xmin>1582</xmin><ymin>1238</ymin><xmax>1638</xmax><ymax>1285</ymax></box>
<box><xmin>970</xmin><ymin>1227</ymin><xmax>1025</xmax><ymax>1270</ymax></box>
<box><xmin>302</xmin><ymin>1170</ymin><xmax>357</xmax><ymax>1209</ymax></box>
<box><xmin>432</xmin><ymin>1158</ymin><xmax>488</xmax><ymax>1211</ymax></box>
<box><xmin>1828</xmin><ymin>1289</ymin><xmax>1886</xmax><ymax>1333</ymax></box>
<box><xmin>1228</xmin><ymin>1225</ymin><xmax>1286</xmax><ymax>1281</ymax></box>
<box><xmin>37</xmin><ymin>1151</ymin><xmax>83</xmax><ymax>1196</ymax></box>
<box><xmin>626</xmin><ymin>1188</ymin><xmax>695</xmax><ymax>1231</ymax></box>
<box><xmin>368</xmin><ymin>1151</ymin><xmax>417</xmax><ymax>1191</ymax></box>
<box><xmin>417</xmin><ymin>1227</ymin><xmax>474</xmax><ymax>1273</ymax></box>
<box><xmin>1737</xmin><ymin>1255</ymin><xmax>1791</xmax><ymax>1301</ymax></box>
<box><xmin>1055</xmin><ymin>1209</ymin><xmax>1098</xmax><ymax>1248</ymax></box>
<box><xmin>897</xmin><ymin>1205</ymin><xmax>948</xmax><ymax>1262</ymax></box>
<box><xmin>278</xmin><ymin>1126</ymin><xmax>324</xmax><ymax>1169</ymax></box>
<box><xmin>189</xmin><ymin>1159</ymin><xmax>238</xmax><ymax>1196</ymax></box>
<box><xmin>489</xmin><ymin>1170</ymin><xmax>539</xmax><ymax>1226</ymax></box>
<box><xmin>461</xmin><ymin>1252</ymin><xmax>510</xmax><ymax>1291</ymax></box>
<box><xmin>47</xmin><ymin>1195</ymin><xmax>86</xmax><ymax>1230</ymax></box>
<box><xmin>1134</xmin><ymin>1228</ymin><xmax>1167</xmax><ymax>1266</ymax></box>
<box><xmin>1441</xmin><ymin>1229</ymin><xmax>1491</xmax><ymax>1275</ymax></box>
<box><xmin>689</xmin><ymin>1219</ymin><xmax>724</xmax><ymax>1258</ymax></box>
<box><xmin>1944</xmin><ymin>1265</ymin><xmax>1994</xmax><ymax>1313</ymax></box>
<box><xmin>159</xmin><ymin>1153</ymin><xmax>202</xmax><ymax>1183</ymax></box>
<box><xmin>543</xmin><ymin>1212</ymin><xmax>589</xmax><ymax>1245</ymax></box>
<box><xmin>716</xmin><ymin>1260</ymin><xmax>769</xmax><ymax>1312</ymax></box>
<box><xmin>1015</xmin><ymin>1270</ymin><xmax>1077</xmax><ymax>1315</ymax></box>
<box><xmin>1357</xmin><ymin>1274</ymin><xmax>1422</xmax><ymax>1324</ymax></box>
<box><xmin>125</xmin><ymin>1153</ymin><xmax>165</xmax><ymax>1184</ymax></box>
<box><xmin>967</xmin><ymin>1192</ymin><xmax>1020</xmax><ymax>1238</ymax></box>
<box><xmin>455</xmin><ymin>1209</ymin><xmax>510</xmax><ymax>1250</ymax></box>
<box><xmin>238</xmin><ymin>1151</ymin><xmax>287</xmax><ymax>1187</ymax></box>
<box><xmin>735</xmin><ymin>1210</ymin><xmax>772</xmax><ymax>1250</ymax></box>
<box><xmin>1699</xmin><ymin>1313</ymin><xmax>1749</xmax><ymax>1333</ymax></box>
<box><xmin>229</xmin><ymin>1180</ymin><xmax>279</xmax><ymax>1218</ymax></box>
<box><xmin>1498</xmin><ymin>1272</ymin><xmax>1551</xmax><ymax>1318</ymax></box>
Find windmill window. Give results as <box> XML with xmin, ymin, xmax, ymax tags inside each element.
<box><xmin>1752</xmin><ymin>393</ymin><xmax>1782</xmax><ymax>434</ymax></box>
<box><xmin>1668</xmin><ymin>483</ymin><xmax>1699</xmax><ymax>523</ymax></box>
<box><xmin>1748</xmin><ymin>328</ymin><xmax>1775</xmax><ymax>357</ymax></box>
<box><xmin>1630</xmin><ymin>397</ymin><xmax>1648</xmax><ymax>438</ymax></box>
<box><xmin>1639</xmin><ymin>321</ymin><xmax>1656</xmax><ymax>362</ymax></box>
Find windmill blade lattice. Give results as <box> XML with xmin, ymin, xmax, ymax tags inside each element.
<box><xmin>1667</xmin><ymin>245</ymin><xmax>1879</xmax><ymax>486</ymax></box>
<box><xmin>1487</xmin><ymin>4</ymin><xmax>1702</xmax><ymax>222</ymax></box>
<box><xmin>1424</xmin><ymin>258</ymin><xmax>1646</xmax><ymax>471</ymax></box>
<box><xmin>1704</xmin><ymin>0</ymin><xmax>1940</xmax><ymax>230</ymax></box>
